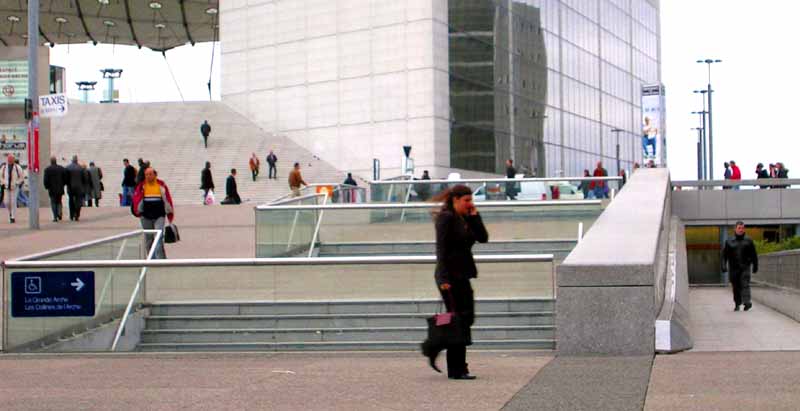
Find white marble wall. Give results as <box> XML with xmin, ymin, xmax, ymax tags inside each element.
<box><xmin>221</xmin><ymin>0</ymin><xmax>451</xmax><ymax>178</ymax></box>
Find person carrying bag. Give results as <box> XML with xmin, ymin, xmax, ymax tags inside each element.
<box><xmin>421</xmin><ymin>184</ymin><xmax>488</xmax><ymax>380</ymax></box>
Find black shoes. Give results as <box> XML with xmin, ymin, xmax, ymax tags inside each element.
<box><xmin>9</xmin><ymin>217</ymin><xmax>14</xmax><ymax>223</ymax></box>
<box><xmin>734</xmin><ymin>305</ymin><xmax>740</xmax><ymax>311</ymax></box>
<box><xmin>449</xmin><ymin>374</ymin><xmax>477</xmax><ymax>380</ymax></box>
<box><xmin>744</xmin><ymin>303</ymin><xmax>753</xmax><ymax>311</ymax></box>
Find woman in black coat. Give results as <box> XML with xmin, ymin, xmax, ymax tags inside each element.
<box><xmin>200</xmin><ymin>161</ymin><xmax>215</xmax><ymax>204</ymax></box>
<box><xmin>425</xmin><ymin>184</ymin><xmax>489</xmax><ymax>379</ymax></box>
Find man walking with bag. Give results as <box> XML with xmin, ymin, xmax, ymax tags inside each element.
<box><xmin>43</xmin><ymin>156</ymin><xmax>67</xmax><ymax>222</ymax></box>
<box><xmin>0</xmin><ymin>154</ymin><xmax>24</xmax><ymax>223</ymax></box>
<box><xmin>722</xmin><ymin>221</ymin><xmax>758</xmax><ymax>312</ymax></box>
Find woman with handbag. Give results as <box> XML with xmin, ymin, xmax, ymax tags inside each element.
<box><xmin>131</xmin><ymin>167</ymin><xmax>175</xmax><ymax>259</ymax></box>
<box><xmin>425</xmin><ymin>184</ymin><xmax>488</xmax><ymax>380</ymax></box>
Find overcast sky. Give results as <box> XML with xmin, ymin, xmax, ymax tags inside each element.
<box><xmin>49</xmin><ymin>0</ymin><xmax>796</xmax><ymax>180</ymax></box>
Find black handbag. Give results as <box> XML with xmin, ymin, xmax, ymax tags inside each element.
<box><xmin>422</xmin><ymin>290</ymin><xmax>467</xmax><ymax>349</ymax></box>
<box><xmin>425</xmin><ymin>312</ymin><xmax>467</xmax><ymax>348</ymax></box>
<box><xmin>164</xmin><ymin>223</ymin><xmax>180</xmax><ymax>243</ymax></box>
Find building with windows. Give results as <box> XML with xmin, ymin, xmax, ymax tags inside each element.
<box><xmin>221</xmin><ymin>0</ymin><xmax>661</xmax><ymax>178</ymax></box>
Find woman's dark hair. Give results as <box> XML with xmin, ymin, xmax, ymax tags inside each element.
<box><xmin>205</xmin><ymin>161</ymin><xmax>211</xmax><ymax>169</ymax></box>
<box><xmin>431</xmin><ymin>184</ymin><xmax>472</xmax><ymax>217</ymax></box>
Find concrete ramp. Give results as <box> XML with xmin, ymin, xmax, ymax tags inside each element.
<box><xmin>51</xmin><ymin>102</ymin><xmax>346</xmax><ymax>205</ymax></box>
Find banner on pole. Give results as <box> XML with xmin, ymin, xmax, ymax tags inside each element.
<box><xmin>0</xmin><ymin>61</ymin><xmax>28</xmax><ymax>104</ymax></box>
<box><xmin>641</xmin><ymin>84</ymin><xmax>667</xmax><ymax>166</ymax></box>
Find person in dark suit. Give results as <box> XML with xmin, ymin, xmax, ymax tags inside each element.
<box><xmin>424</xmin><ymin>184</ymin><xmax>489</xmax><ymax>380</ymax></box>
<box><xmin>43</xmin><ymin>156</ymin><xmax>67</xmax><ymax>222</ymax></box>
<box><xmin>65</xmin><ymin>155</ymin><xmax>88</xmax><ymax>221</ymax></box>
<box><xmin>222</xmin><ymin>169</ymin><xmax>242</xmax><ymax>205</ymax></box>
<box><xmin>200</xmin><ymin>161</ymin><xmax>215</xmax><ymax>204</ymax></box>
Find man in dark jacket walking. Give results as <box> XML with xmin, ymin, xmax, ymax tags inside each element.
<box><xmin>222</xmin><ymin>169</ymin><xmax>242</xmax><ymax>205</ymax></box>
<box><xmin>136</xmin><ymin>158</ymin><xmax>147</xmax><ymax>185</ymax></box>
<box><xmin>65</xmin><ymin>155</ymin><xmax>87</xmax><ymax>221</ymax></box>
<box><xmin>722</xmin><ymin>221</ymin><xmax>758</xmax><ymax>311</ymax></box>
<box><xmin>43</xmin><ymin>156</ymin><xmax>67</xmax><ymax>222</ymax></box>
<box><xmin>200</xmin><ymin>161</ymin><xmax>215</xmax><ymax>204</ymax></box>
<box><xmin>266</xmin><ymin>150</ymin><xmax>278</xmax><ymax>179</ymax></box>
<box><xmin>200</xmin><ymin>120</ymin><xmax>211</xmax><ymax>148</ymax></box>
<box><xmin>505</xmin><ymin>159</ymin><xmax>517</xmax><ymax>200</ymax></box>
<box><xmin>122</xmin><ymin>158</ymin><xmax>137</xmax><ymax>206</ymax></box>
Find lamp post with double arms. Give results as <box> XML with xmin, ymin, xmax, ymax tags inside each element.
<box><xmin>692</xmin><ymin>127</ymin><xmax>704</xmax><ymax>180</ymax></box>
<box><xmin>693</xmin><ymin>89</ymin><xmax>709</xmax><ymax>179</ymax></box>
<box><xmin>691</xmin><ymin>109</ymin><xmax>708</xmax><ymax>179</ymax></box>
<box><xmin>697</xmin><ymin>59</ymin><xmax>722</xmax><ymax>180</ymax></box>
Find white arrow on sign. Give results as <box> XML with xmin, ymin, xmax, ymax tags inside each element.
<box><xmin>71</xmin><ymin>278</ymin><xmax>85</xmax><ymax>292</ymax></box>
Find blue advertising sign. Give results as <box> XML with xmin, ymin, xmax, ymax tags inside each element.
<box><xmin>11</xmin><ymin>271</ymin><xmax>95</xmax><ymax>317</ymax></box>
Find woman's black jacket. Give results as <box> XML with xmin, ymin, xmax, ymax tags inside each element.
<box><xmin>434</xmin><ymin>209</ymin><xmax>489</xmax><ymax>286</ymax></box>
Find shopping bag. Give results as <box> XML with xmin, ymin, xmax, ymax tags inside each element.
<box><xmin>164</xmin><ymin>223</ymin><xmax>180</xmax><ymax>243</ymax></box>
<box><xmin>205</xmin><ymin>190</ymin><xmax>215</xmax><ymax>205</ymax></box>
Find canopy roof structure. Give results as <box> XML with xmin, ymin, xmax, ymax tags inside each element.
<box><xmin>0</xmin><ymin>0</ymin><xmax>219</xmax><ymax>51</ymax></box>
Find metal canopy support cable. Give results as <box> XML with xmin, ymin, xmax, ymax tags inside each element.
<box><xmin>207</xmin><ymin>12</ymin><xmax>218</xmax><ymax>101</ymax></box>
<box><xmin>74</xmin><ymin>0</ymin><xmax>97</xmax><ymax>45</ymax></box>
<box><xmin>179</xmin><ymin>0</ymin><xmax>194</xmax><ymax>45</ymax></box>
<box><xmin>123</xmin><ymin>0</ymin><xmax>141</xmax><ymax>48</ymax></box>
<box><xmin>162</xmin><ymin>52</ymin><xmax>185</xmax><ymax>102</ymax></box>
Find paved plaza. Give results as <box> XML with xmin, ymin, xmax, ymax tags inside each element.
<box><xmin>3</xmin><ymin>208</ymin><xmax>800</xmax><ymax>410</ymax></box>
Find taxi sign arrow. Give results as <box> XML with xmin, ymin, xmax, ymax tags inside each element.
<box><xmin>71</xmin><ymin>278</ymin><xmax>85</xmax><ymax>292</ymax></box>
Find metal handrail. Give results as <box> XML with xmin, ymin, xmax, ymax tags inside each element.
<box><xmin>672</xmin><ymin>178</ymin><xmax>799</xmax><ymax>187</ymax></box>
<box><xmin>110</xmin><ymin>229</ymin><xmax>163</xmax><ymax>351</ymax></box>
<box><xmin>257</xmin><ymin>199</ymin><xmax>602</xmax><ymax>211</ymax></box>
<box><xmin>370</xmin><ymin>176</ymin><xmax>623</xmax><ymax>185</ymax></box>
<box><xmin>269</xmin><ymin>192</ymin><xmax>325</xmax><ymax>206</ymax></box>
<box><xmin>308</xmin><ymin>192</ymin><xmax>328</xmax><ymax>257</ymax></box>
<box><xmin>11</xmin><ymin>230</ymin><xmax>148</xmax><ymax>262</ymax></box>
<box><xmin>4</xmin><ymin>254</ymin><xmax>556</xmax><ymax>268</ymax></box>
<box><xmin>269</xmin><ymin>183</ymin><xmax>367</xmax><ymax>205</ymax></box>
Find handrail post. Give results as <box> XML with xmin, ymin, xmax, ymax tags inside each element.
<box><xmin>577</xmin><ymin>222</ymin><xmax>584</xmax><ymax>243</ymax></box>
<box><xmin>111</xmin><ymin>229</ymin><xmax>162</xmax><ymax>351</ymax></box>
<box><xmin>400</xmin><ymin>182</ymin><xmax>414</xmax><ymax>222</ymax></box>
<box><xmin>308</xmin><ymin>192</ymin><xmax>329</xmax><ymax>257</ymax></box>
<box><xmin>286</xmin><ymin>210</ymin><xmax>300</xmax><ymax>251</ymax></box>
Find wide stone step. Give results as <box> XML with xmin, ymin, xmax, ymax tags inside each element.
<box><xmin>147</xmin><ymin>298</ymin><xmax>555</xmax><ymax>316</ymax></box>
<box><xmin>140</xmin><ymin>326</ymin><xmax>555</xmax><ymax>344</ymax></box>
<box><xmin>137</xmin><ymin>339</ymin><xmax>556</xmax><ymax>352</ymax></box>
<box><xmin>145</xmin><ymin>311</ymin><xmax>555</xmax><ymax>329</ymax></box>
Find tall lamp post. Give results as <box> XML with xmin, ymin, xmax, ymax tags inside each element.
<box><xmin>27</xmin><ymin>0</ymin><xmax>40</xmax><ymax>229</ymax></box>
<box><xmin>693</xmin><ymin>89</ymin><xmax>709</xmax><ymax>178</ymax></box>
<box><xmin>691</xmin><ymin>109</ymin><xmax>708</xmax><ymax>179</ymax></box>
<box><xmin>697</xmin><ymin>58</ymin><xmax>722</xmax><ymax>180</ymax></box>
<box><xmin>610</xmin><ymin>128</ymin><xmax>624</xmax><ymax>175</ymax></box>
<box><xmin>692</xmin><ymin>127</ymin><xmax>704</xmax><ymax>180</ymax></box>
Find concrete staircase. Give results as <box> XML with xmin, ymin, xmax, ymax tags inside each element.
<box><xmin>138</xmin><ymin>299</ymin><xmax>555</xmax><ymax>351</ymax></box>
<box><xmin>51</xmin><ymin>102</ymin><xmax>348</xmax><ymax>205</ymax></box>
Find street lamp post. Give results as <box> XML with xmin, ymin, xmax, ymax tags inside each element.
<box><xmin>692</xmin><ymin>127</ymin><xmax>703</xmax><ymax>180</ymax></box>
<box><xmin>610</xmin><ymin>128</ymin><xmax>624</xmax><ymax>175</ymax></box>
<box><xmin>697</xmin><ymin>58</ymin><xmax>722</xmax><ymax>180</ymax></box>
<box><xmin>27</xmin><ymin>0</ymin><xmax>40</xmax><ymax>229</ymax></box>
<box><xmin>693</xmin><ymin>89</ymin><xmax>709</xmax><ymax>179</ymax></box>
<box><xmin>691</xmin><ymin>109</ymin><xmax>708</xmax><ymax>179</ymax></box>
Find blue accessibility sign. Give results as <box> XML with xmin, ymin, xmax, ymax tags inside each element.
<box><xmin>11</xmin><ymin>271</ymin><xmax>95</xmax><ymax>317</ymax></box>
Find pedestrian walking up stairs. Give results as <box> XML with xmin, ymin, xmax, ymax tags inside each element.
<box><xmin>51</xmin><ymin>102</ymin><xmax>346</xmax><ymax>205</ymax></box>
<box><xmin>137</xmin><ymin>299</ymin><xmax>555</xmax><ymax>351</ymax></box>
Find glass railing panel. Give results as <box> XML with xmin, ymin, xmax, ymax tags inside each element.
<box><xmin>3</xmin><ymin>265</ymin><xmax>142</xmax><ymax>351</ymax></box>
<box><xmin>308</xmin><ymin>203</ymin><xmax>603</xmax><ymax>250</ymax></box>
<box><xmin>143</xmin><ymin>260</ymin><xmax>554</xmax><ymax>303</ymax></box>
<box><xmin>369</xmin><ymin>178</ymin><xmax>622</xmax><ymax>204</ymax></box>
<box><xmin>256</xmin><ymin>196</ymin><xmax>320</xmax><ymax>257</ymax></box>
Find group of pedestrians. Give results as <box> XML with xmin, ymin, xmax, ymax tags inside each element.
<box><xmin>724</xmin><ymin>160</ymin><xmax>790</xmax><ymax>189</ymax></box>
<box><xmin>576</xmin><ymin>162</ymin><xmax>611</xmax><ymax>199</ymax></box>
<box><xmin>40</xmin><ymin>155</ymin><xmax>104</xmax><ymax>222</ymax></box>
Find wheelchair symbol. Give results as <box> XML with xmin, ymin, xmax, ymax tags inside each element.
<box><xmin>24</xmin><ymin>277</ymin><xmax>42</xmax><ymax>295</ymax></box>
